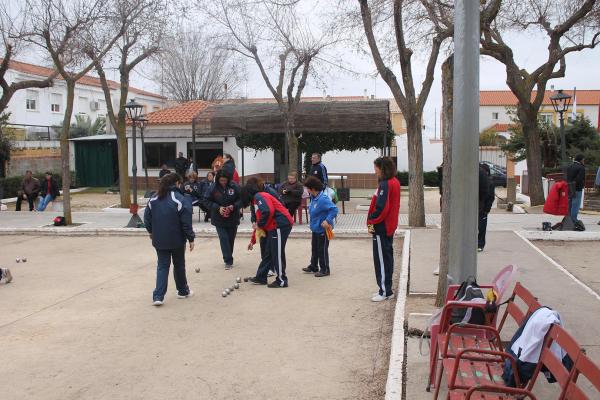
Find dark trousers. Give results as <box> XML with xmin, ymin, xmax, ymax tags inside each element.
<box><xmin>269</xmin><ymin>226</ymin><xmax>292</xmax><ymax>286</ymax></box>
<box><xmin>309</xmin><ymin>232</ymin><xmax>330</xmax><ymax>273</ymax></box>
<box><xmin>255</xmin><ymin>236</ymin><xmax>272</xmax><ymax>282</ymax></box>
<box><xmin>478</xmin><ymin>213</ymin><xmax>488</xmax><ymax>249</ymax></box>
<box><xmin>285</xmin><ymin>201</ymin><xmax>301</xmax><ymax>219</ymax></box>
<box><xmin>153</xmin><ymin>246</ymin><xmax>189</xmax><ymax>301</ymax></box>
<box><xmin>16</xmin><ymin>194</ymin><xmax>38</xmax><ymax>211</ymax></box>
<box><xmin>216</xmin><ymin>226</ymin><xmax>238</xmax><ymax>265</ymax></box>
<box><xmin>373</xmin><ymin>234</ymin><xmax>394</xmax><ymax>297</ymax></box>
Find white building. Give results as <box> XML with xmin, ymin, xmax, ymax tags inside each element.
<box><xmin>3</xmin><ymin>59</ymin><xmax>166</xmax><ymax>139</ymax></box>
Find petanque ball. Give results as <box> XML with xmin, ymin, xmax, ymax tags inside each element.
<box><xmin>234</xmin><ymin>283</ymin><xmax>240</xmax><ymax>289</ymax></box>
<box><xmin>22</xmin><ymin>258</ymin><xmax>27</xmax><ymax>263</ymax></box>
<box><xmin>230</xmin><ymin>286</ymin><xmax>235</xmax><ymax>291</ymax></box>
<box><xmin>225</xmin><ymin>288</ymin><xmax>231</xmax><ymax>294</ymax></box>
<box><xmin>243</xmin><ymin>277</ymin><xmax>249</xmax><ymax>282</ymax></box>
<box><xmin>16</xmin><ymin>258</ymin><xmax>21</xmax><ymax>263</ymax></box>
<box><xmin>236</xmin><ymin>277</ymin><xmax>242</xmax><ymax>283</ymax></box>
<box><xmin>195</xmin><ymin>267</ymin><xmax>201</xmax><ymax>273</ymax></box>
<box><xmin>222</xmin><ymin>291</ymin><xmax>228</xmax><ymax>297</ymax></box>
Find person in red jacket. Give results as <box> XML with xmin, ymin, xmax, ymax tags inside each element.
<box><xmin>242</xmin><ymin>177</ymin><xmax>294</xmax><ymax>287</ymax></box>
<box><xmin>367</xmin><ymin>157</ymin><xmax>401</xmax><ymax>302</ymax></box>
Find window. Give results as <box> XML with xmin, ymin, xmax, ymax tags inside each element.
<box><xmin>539</xmin><ymin>113</ymin><xmax>553</xmax><ymax>124</ymax></box>
<box><xmin>51</xmin><ymin>93</ymin><xmax>62</xmax><ymax>112</ymax></box>
<box><xmin>26</xmin><ymin>90</ymin><xmax>39</xmax><ymax>110</ymax></box>
<box><xmin>145</xmin><ymin>142</ymin><xmax>176</xmax><ymax>168</ymax></box>
<box><xmin>492</xmin><ymin>112</ymin><xmax>499</xmax><ymax>120</ymax></box>
<box><xmin>187</xmin><ymin>142</ymin><xmax>223</xmax><ymax>169</ymax></box>
<box><xmin>78</xmin><ymin>96</ymin><xmax>88</xmax><ymax>114</ymax></box>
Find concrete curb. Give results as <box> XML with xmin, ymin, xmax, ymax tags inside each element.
<box><xmin>385</xmin><ymin>229</ymin><xmax>410</xmax><ymax>400</ymax></box>
<box><xmin>519</xmin><ymin>230</ymin><xmax>600</xmax><ymax>241</ymax></box>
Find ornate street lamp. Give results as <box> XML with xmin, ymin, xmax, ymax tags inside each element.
<box><xmin>549</xmin><ymin>90</ymin><xmax>572</xmax><ymax>167</ymax></box>
<box><xmin>124</xmin><ymin>99</ymin><xmax>144</xmax><ymax>228</ymax></box>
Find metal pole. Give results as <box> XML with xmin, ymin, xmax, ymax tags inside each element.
<box><xmin>241</xmin><ymin>135</ymin><xmax>245</xmax><ymax>185</ymax></box>
<box><xmin>140</xmin><ymin>124</ymin><xmax>149</xmax><ymax>192</ymax></box>
<box><xmin>447</xmin><ymin>0</ymin><xmax>480</xmax><ymax>283</ymax></box>
<box><xmin>192</xmin><ymin>119</ymin><xmax>197</xmax><ymax>171</ymax></box>
<box><xmin>132</xmin><ymin>122</ymin><xmax>138</xmax><ymax>206</ymax></box>
<box><xmin>559</xmin><ymin>112</ymin><xmax>567</xmax><ymax>167</ymax></box>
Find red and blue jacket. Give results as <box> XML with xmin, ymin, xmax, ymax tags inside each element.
<box><xmin>253</xmin><ymin>192</ymin><xmax>294</xmax><ymax>232</ymax></box>
<box><xmin>367</xmin><ymin>177</ymin><xmax>401</xmax><ymax>236</ymax></box>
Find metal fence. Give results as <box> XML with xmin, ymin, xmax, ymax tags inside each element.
<box><xmin>479</xmin><ymin>146</ymin><xmax>507</xmax><ymax>169</ymax></box>
<box><xmin>3</xmin><ymin>124</ymin><xmax>58</xmax><ymax>140</ymax></box>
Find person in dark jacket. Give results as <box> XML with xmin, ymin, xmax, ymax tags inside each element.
<box><xmin>302</xmin><ymin>176</ymin><xmax>338</xmax><ymax>277</ymax></box>
<box><xmin>37</xmin><ymin>172</ymin><xmax>60</xmax><ymax>211</ymax></box>
<box><xmin>242</xmin><ymin>177</ymin><xmax>294</xmax><ymax>288</ymax></box>
<box><xmin>478</xmin><ymin>163</ymin><xmax>495</xmax><ymax>251</ymax></box>
<box><xmin>278</xmin><ymin>172</ymin><xmax>304</xmax><ymax>218</ymax></box>
<box><xmin>206</xmin><ymin>170</ymin><xmax>242</xmax><ymax>268</ymax></box>
<box><xmin>309</xmin><ymin>153</ymin><xmax>328</xmax><ymax>186</ymax></box>
<box><xmin>222</xmin><ymin>153</ymin><xmax>240</xmax><ymax>184</ymax></box>
<box><xmin>174</xmin><ymin>152</ymin><xmax>189</xmax><ymax>177</ymax></box>
<box><xmin>367</xmin><ymin>157</ymin><xmax>401</xmax><ymax>302</ymax></box>
<box><xmin>198</xmin><ymin>171</ymin><xmax>215</xmax><ymax>222</ymax></box>
<box><xmin>144</xmin><ymin>173</ymin><xmax>195</xmax><ymax>306</ymax></box>
<box><xmin>16</xmin><ymin>170</ymin><xmax>40</xmax><ymax>211</ymax></box>
<box><xmin>183</xmin><ymin>171</ymin><xmax>203</xmax><ymax>206</ymax></box>
<box><xmin>158</xmin><ymin>164</ymin><xmax>171</xmax><ymax>179</ymax></box>
<box><xmin>566</xmin><ymin>154</ymin><xmax>586</xmax><ymax>222</ymax></box>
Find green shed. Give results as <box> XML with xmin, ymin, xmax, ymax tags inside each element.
<box><xmin>71</xmin><ymin>134</ymin><xmax>118</xmax><ymax>187</ymax></box>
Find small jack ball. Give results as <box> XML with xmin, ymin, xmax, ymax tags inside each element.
<box><xmin>195</xmin><ymin>267</ymin><xmax>200</xmax><ymax>273</ymax></box>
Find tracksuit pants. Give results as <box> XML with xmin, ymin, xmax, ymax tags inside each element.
<box><xmin>153</xmin><ymin>246</ymin><xmax>190</xmax><ymax>301</ymax></box>
<box><xmin>216</xmin><ymin>226</ymin><xmax>238</xmax><ymax>265</ymax></box>
<box><xmin>309</xmin><ymin>232</ymin><xmax>330</xmax><ymax>273</ymax></box>
<box><xmin>478</xmin><ymin>213</ymin><xmax>489</xmax><ymax>249</ymax></box>
<box><xmin>373</xmin><ymin>234</ymin><xmax>394</xmax><ymax>297</ymax></box>
<box><xmin>255</xmin><ymin>236</ymin><xmax>272</xmax><ymax>283</ymax></box>
<box><xmin>269</xmin><ymin>226</ymin><xmax>292</xmax><ymax>286</ymax></box>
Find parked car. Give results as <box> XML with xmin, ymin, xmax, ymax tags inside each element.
<box><xmin>480</xmin><ymin>161</ymin><xmax>507</xmax><ymax>174</ymax></box>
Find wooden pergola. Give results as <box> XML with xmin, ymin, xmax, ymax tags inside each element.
<box><xmin>190</xmin><ymin>100</ymin><xmax>391</xmax><ymax>182</ymax></box>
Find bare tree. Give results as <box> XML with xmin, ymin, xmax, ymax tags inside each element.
<box><xmin>204</xmin><ymin>0</ymin><xmax>338</xmax><ymax>177</ymax></box>
<box><xmin>0</xmin><ymin>2</ymin><xmax>57</xmax><ymax>113</ymax></box>
<box><xmin>26</xmin><ymin>0</ymin><xmax>129</xmax><ymax>225</ymax></box>
<box><xmin>88</xmin><ymin>0</ymin><xmax>168</xmax><ymax>209</ymax></box>
<box><xmin>352</xmin><ymin>0</ymin><xmax>452</xmax><ymax>227</ymax></box>
<box><xmin>158</xmin><ymin>28</ymin><xmax>245</xmax><ymax>102</ymax></box>
<box><xmin>480</xmin><ymin>0</ymin><xmax>600</xmax><ymax>205</ymax></box>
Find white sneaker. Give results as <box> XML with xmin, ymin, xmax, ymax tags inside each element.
<box><xmin>152</xmin><ymin>300</ymin><xmax>164</xmax><ymax>306</ymax></box>
<box><xmin>268</xmin><ymin>271</ymin><xmax>275</xmax><ymax>277</ymax></box>
<box><xmin>371</xmin><ymin>293</ymin><xmax>394</xmax><ymax>302</ymax></box>
<box><xmin>477</xmin><ymin>248</ymin><xmax>483</xmax><ymax>252</ymax></box>
<box><xmin>177</xmin><ymin>290</ymin><xmax>194</xmax><ymax>299</ymax></box>
<box><xmin>225</xmin><ymin>263</ymin><xmax>233</xmax><ymax>270</ymax></box>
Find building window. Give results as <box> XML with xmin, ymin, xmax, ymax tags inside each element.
<box><xmin>145</xmin><ymin>142</ymin><xmax>176</xmax><ymax>168</ymax></box>
<box><xmin>539</xmin><ymin>113</ymin><xmax>553</xmax><ymax>124</ymax></box>
<box><xmin>26</xmin><ymin>90</ymin><xmax>39</xmax><ymax>110</ymax></box>
<box><xmin>78</xmin><ymin>96</ymin><xmax>88</xmax><ymax>114</ymax></box>
<box><xmin>188</xmin><ymin>142</ymin><xmax>223</xmax><ymax>169</ymax></box>
<box><xmin>51</xmin><ymin>93</ymin><xmax>62</xmax><ymax>112</ymax></box>
<box><xmin>492</xmin><ymin>112</ymin><xmax>499</xmax><ymax>120</ymax></box>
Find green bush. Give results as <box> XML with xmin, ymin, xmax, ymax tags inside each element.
<box><xmin>0</xmin><ymin>172</ymin><xmax>63</xmax><ymax>199</ymax></box>
<box><xmin>396</xmin><ymin>171</ymin><xmax>440</xmax><ymax>187</ymax></box>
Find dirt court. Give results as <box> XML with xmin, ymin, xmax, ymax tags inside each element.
<box><xmin>0</xmin><ymin>235</ymin><xmax>401</xmax><ymax>400</ymax></box>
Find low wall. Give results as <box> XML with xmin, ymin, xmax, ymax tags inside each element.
<box><xmin>8</xmin><ymin>147</ymin><xmax>62</xmax><ymax>177</ymax></box>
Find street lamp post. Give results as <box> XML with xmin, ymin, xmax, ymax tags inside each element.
<box><xmin>549</xmin><ymin>90</ymin><xmax>572</xmax><ymax>168</ymax></box>
<box><xmin>124</xmin><ymin>99</ymin><xmax>144</xmax><ymax>228</ymax></box>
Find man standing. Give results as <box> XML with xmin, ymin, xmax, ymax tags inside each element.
<box><xmin>566</xmin><ymin>154</ymin><xmax>586</xmax><ymax>222</ymax></box>
<box><xmin>37</xmin><ymin>172</ymin><xmax>59</xmax><ymax>212</ymax></box>
<box><xmin>478</xmin><ymin>164</ymin><xmax>494</xmax><ymax>252</ymax></box>
<box><xmin>278</xmin><ymin>173</ymin><xmax>304</xmax><ymax>218</ymax></box>
<box><xmin>16</xmin><ymin>170</ymin><xmax>40</xmax><ymax>211</ymax></box>
<box><xmin>174</xmin><ymin>152</ymin><xmax>189</xmax><ymax>177</ymax></box>
<box><xmin>309</xmin><ymin>153</ymin><xmax>328</xmax><ymax>186</ymax></box>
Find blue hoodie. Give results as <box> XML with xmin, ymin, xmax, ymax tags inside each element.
<box><xmin>309</xmin><ymin>190</ymin><xmax>338</xmax><ymax>234</ymax></box>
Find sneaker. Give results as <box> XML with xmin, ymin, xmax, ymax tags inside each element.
<box><xmin>2</xmin><ymin>268</ymin><xmax>12</xmax><ymax>284</ymax></box>
<box><xmin>267</xmin><ymin>270</ymin><xmax>275</xmax><ymax>277</ymax></box>
<box><xmin>268</xmin><ymin>280</ymin><xmax>288</xmax><ymax>288</ymax></box>
<box><xmin>371</xmin><ymin>293</ymin><xmax>394</xmax><ymax>302</ymax></box>
<box><xmin>225</xmin><ymin>263</ymin><xmax>233</xmax><ymax>270</ymax></box>
<box><xmin>152</xmin><ymin>300</ymin><xmax>164</xmax><ymax>306</ymax></box>
<box><xmin>477</xmin><ymin>248</ymin><xmax>483</xmax><ymax>252</ymax></box>
<box><xmin>314</xmin><ymin>271</ymin><xmax>330</xmax><ymax>277</ymax></box>
<box><xmin>249</xmin><ymin>277</ymin><xmax>267</xmax><ymax>285</ymax></box>
<box><xmin>177</xmin><ymin>290</ymin><xmax>194</xmax><ymax>299</ymax></box>
<box><xmin>302</xmin><ymin>266</ymin><xmax>318</xmax><ymax>273</ymax></box>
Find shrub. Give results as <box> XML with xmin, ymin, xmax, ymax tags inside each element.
<box><xmin>396</xmin><ymin>170</ymin><xmax>440</xmax><ymax>187</ymax></box>
<box><xmin>0</xmin><ymin>172</ymin><xmax>63</xmax><ymax>199</ymax></box>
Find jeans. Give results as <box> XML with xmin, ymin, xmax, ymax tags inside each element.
<box><xmin>37</xmin><ymin>194</ymin><xmax>55</xmax><ymax>211</ymax></box>
<box><xmin>478</xmin><ymin>213</ymin><xmax>489</xmax><ymax>249</ymax></box>
<box><xmin>373</xmin><ymin>234</ymin><xmax>394</xmax><ymax>297</ymax></box>
<box><xmin>569</xmin><ymin>190</ymin><xmax>583</xmax><ymax>221</ymax></box>
<box><xmin>216</xmin><ymin>226</ymin><xmax>238</xmax><ymax>265</ymax></box>
<box><xmin>310</xmin><ymin>232</ymin><xmax>330</xmax><ymax>273</ymax></box>
<box><xmin>153</xmin><ymin>246</ymin><xmax>189</xmax><ymax>301</ymax></box>
<box><xmin>255</xmin><ymin>236</ymin><xmax>272</xmax><ymax>283</ymax></box>
<box><xmin>16</xmin><ymin>194</ymin><xmax>38</xmax><ymax>211</ymax></box>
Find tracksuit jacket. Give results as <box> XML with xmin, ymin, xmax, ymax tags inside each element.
<box><xmin>206</xmin><ymin>182</ymin><xmax>242</xmax><ymax>228</ymax></box>
<box><xmin>367</xmin><ymin>177</ymin><xmax>401</xmax><ymax>237</ymax></box>
<box><xmin>144</xmin><ymin>187</ymin><xmax>195</xmax><ymax>250</ymax></box>
<box><xmin>309</xmin><ymin>190</ymin><xmax>338</xmax><ymax>234</ymax></box>
<box><xmin>309</xmin><ymin>162</ymin><xmax>328</xmax><ymax>186</ymax></box>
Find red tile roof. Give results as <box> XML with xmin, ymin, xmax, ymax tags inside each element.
<box><xmin>480</xmin><ymin>90</ymin><xmax>600</xmax><ymax>106</ymax></box>
<box><xmin>145</xmin><ymin>100</ymin><xmax>211</xmax><ymax>125</ymax></box>
<box><xmin>4</xmin><ymin>58</ymin><xmax>166</xmax><ymax>99</ymax></box>
<box><xmin>489</xmin><ymin>123</ymin><xmax>512</xmax><ymax>132</ymax></box>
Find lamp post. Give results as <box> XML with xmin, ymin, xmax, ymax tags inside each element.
<box><xmin>138</xmin><ymin>115</ymin><xmax>151</xmax><ymax>197</ymax></box>
<box><xmin>124</xmin><ymin>99</ymin><xmax>144</xmax><ymax>228</ymax></box>
<box><xmin>549</xmin><ymin>90</ymin><xmax>572</xmax><ymax>168</ymax></box>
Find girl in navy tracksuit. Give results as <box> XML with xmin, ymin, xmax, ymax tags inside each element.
<box><xmin>302</xmin><ymin>176</ymin><xmax>338</xmax><ymax>277</ymax></box>
<box><xmin>242</xmin><ymin>177</ymin><xmax>294</xmax><ymax>288</ymax></box>
<box><xmin>144</xmin><ymin>173</ymin><xmax>195</xmax><ymax>306</ymax></box>
<box><xmin>368</xmin><ymin>157</ymin><xmax>401</xmax><ymax>302</ymax></box>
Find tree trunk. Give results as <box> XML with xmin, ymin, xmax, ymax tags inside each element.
<box><xmin>435</xmin><ymin>54</ymin><xmax>454</xmax><ymax>307</ymax></box>
<box><xmin>518</xmin><ymin>105</ymin><xmax>545</xmax><ymax>205</ymax></box>
<box><xmin>60</xmin><ymin>81</ymin><xmax>75</xmax><ymax>225</ymax></box>
<box><xmin>282</xmin><ymin>114</ymin><xmax>299</xmax><ymax>181</ymax></box>
<box><xmin>406</xmin><ymin>116</ymin><xmax>426</xmax><ymax>227</ymax></box>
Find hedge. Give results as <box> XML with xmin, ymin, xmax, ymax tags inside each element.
<box><xmin>0</xmin><ymin>172</ymin><xmax>64</xmax><ymax>199</ymax></box>
<box><xmin>397</xmin><ymin>171</ymin><xmax>440</xmax><ymax>187</ymax></box>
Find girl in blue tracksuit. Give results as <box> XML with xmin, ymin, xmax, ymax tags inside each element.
<box><xmin>144</xmin><ymin>173</ymin><xmax>195</xmax><ymax>306</ymax></box>
<box><xmin>302</xmin><ymin>176</ymin><xmax>338</xmax><ymax>277</ymax></box>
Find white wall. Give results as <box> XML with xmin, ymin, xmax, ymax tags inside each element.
<box><xmin>479</xmin><ymin>105</ymin><xmax>512</xmax><ymax>131</ymax></box>
<box><xmin>321</xmin><ymin>149</ymin><xmax>381</xmax><ymax>173</ymax></box>
<box><xmin>396</xmin><ymin>134</ymin><xmax>443</xmax><ymax>172</ymax></box>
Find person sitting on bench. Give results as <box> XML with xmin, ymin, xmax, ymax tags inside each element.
<box><xmin>37</xmin><ymin>172</ymin><xmax>59</xmax><ymax>212</ymax></box>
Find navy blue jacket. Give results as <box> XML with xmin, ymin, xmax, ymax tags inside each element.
<box><xmin>206</xmin><ymin>182</ymin><xmax>242</xmax><ymax>227</ymax></box>
<box><xmin>144</xmin><ymin>187</ymin><xmax>195</xmax><ymax>250</ymax></box>
<box><xmin>309</xmin><ymin>162</ymin><xmax>328</xmax><ymax>186</ymax></box>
